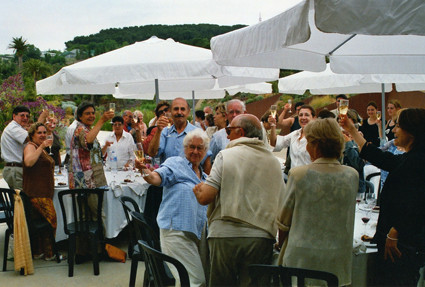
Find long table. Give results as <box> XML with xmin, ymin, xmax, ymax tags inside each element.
<box><xmin>53</xmin><ymin>170</ymin><xmax>150</xmax><ymax>242</ymax></box>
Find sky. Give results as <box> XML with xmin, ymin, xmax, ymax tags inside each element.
<box><xmin>1</xmin><ymin>0</ymin><xmax>302</xmax><ymax>55</ymax></box>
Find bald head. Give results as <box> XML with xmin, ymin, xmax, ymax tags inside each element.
<box><xmin>171</xmin><ymin>97</ymin><xmax>190</xmax><ymax>110</ymax></box>
<box><xmin>232</xmin><ymin>114</ymin><xmax>263</xmax><ymax>140</ymax></box>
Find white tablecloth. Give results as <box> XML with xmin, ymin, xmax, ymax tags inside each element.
<box><xmin>53</xmin><ymin>170</ymin><xmax>150</xmax><ymax>242</ymax></box>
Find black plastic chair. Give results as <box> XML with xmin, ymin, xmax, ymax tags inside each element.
<box><xmin>131</xmin><ymin>211</ymin><xmax>174</xmax><ymax>287</ymax></box>
<box><xmin>138</xmin><ymin>240</ymin><xmax>190</xmax><ymax>287</ymax></box>
<box><xmin>249</xmin><ymin>264</ymin><xmax>339</xmax><ymax>287</ymax></box>
<box><xmin>19</xmin><ymin>191</ymin><xmax>61</xmax><ymax>263</ymax></box>
<box><xmin>0</xmin><ymin>188</ymin><xmax>14</xmax><ymax>272</ymax></box>
<box><xmin>119</xmin><ymin>196</ymin><xmax>142</xmax><ymax>287</ymax></box>
<box><xmin>58</xmin><ymin>188</ymin><xmax>105</xmax><ymax>277</ymax></box>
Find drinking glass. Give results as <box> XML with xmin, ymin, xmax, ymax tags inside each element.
<box><xmin>338</xmin><ymin>99</ymin><xmax>349</xmax><ymax>116</ymax></box>
<box><xmin>288</xmin><ymin>99</ymin><xmax>292</xmax><ymax>114</ymax></box>
<box><xmin>362</xmin><ymin>210</ymin><xmax>371</xmax><ymax>236</ymax></box>
<box><xmin>270</xmin><ymin>105</ymin><xmax>277</xmax><ymax>126</ymax></box>
<box><xmin>46</xmin><ymin>134</ymin><xmax>54</xmax><ymax>156</ymax></box>
<box><xmin>109</xmin><ymin>103</ymin><xmax>116</xmax><ymax>113</ymax></box>
<box><xmin>376</xmin><ymin>111</ymin><xmax>382</xmax><ymax>120</ymax></box>
<box><xmin>165</xmin><ymin>112</ymin><xmax>172</xmax><ymax>128</ymax></box>
<box><xmin>356</xmin><ymin>193</ymin><xmax>363</xmax><ymax>211</ymax></box>
<box><xmin>134</xmin><ymin>149</ymin><xmax>148</xmax><ymax>176</ymax></box>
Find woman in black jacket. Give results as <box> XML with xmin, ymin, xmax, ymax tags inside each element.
<box><xmin>341</xmin><ymin>108</ymin><xmax>425</xmax><ymax>286</ymax></box>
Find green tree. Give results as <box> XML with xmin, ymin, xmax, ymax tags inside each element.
<box><xmin>8</xmin><ymin>36</ymin><xmax>29</xmax><ymax>71</ymax></box>
<box><xmin>23</xmin><ymin>58</ymin><xmax>52</xmax><ymax>86</ymax></box>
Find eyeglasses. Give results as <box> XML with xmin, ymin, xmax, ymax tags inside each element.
<box><xmin>187</xmin><ymin>145</ymin><xmax>205</xmax><ymax>151</ymax></box>
<box><xmin>158</xmin><ymin>107</ymin><xmax>169</xmax><ymax>114</ymax></box>
<box><xmin>113</xmin><ymin>123</ymin><xmax>123</xmax><ymax>126</ymax></box>
<box><xmin>225</xmin><ymin>126</ymin><xmax>241</xmax><ymax>135</ymax></box>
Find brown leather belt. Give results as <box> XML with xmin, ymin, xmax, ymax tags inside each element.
<box><xmin>5</xmin><ymin>162</ymin><xmax>23</xmax><ymax>167</ymax></box>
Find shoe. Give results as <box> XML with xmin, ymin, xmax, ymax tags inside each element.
<box><xmin>33</xmin><ymin>253</ymin><xmax>45</xmax><ymax>260</ymax></box>
<box><xmin>45</xmin><ymin>253</ymin><xmax>67</xmax><ymax>261</ymax></box>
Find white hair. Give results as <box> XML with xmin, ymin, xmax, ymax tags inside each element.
<box><xmin>226</xmin><ymin>99</ymin><xmax>246</xmax><ymax>112</ymax></box>
<box><xmin>183</xmin><ymin>129</ymin><xmax>210</xmax><ymax>151</ymax></box>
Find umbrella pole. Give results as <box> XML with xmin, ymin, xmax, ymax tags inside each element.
<box><xmin>192</xmin><ymin>90</ymin><xmax>196</xmax><ymax>123</ymax></box>
<box><xmin>381</xmin><ymin>83</ymin><xmax>386</xmax><ymax>143</ymax></box>
<box><xmin>155</xmin><ymin>79</ymin><xmax>159</xmax><ymax>104</ymax></box>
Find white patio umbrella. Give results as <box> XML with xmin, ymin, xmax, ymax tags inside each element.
<box><xmin>278</xmin><ymin>64</ymin><xmax>425</xmax><ymax>135</ymax></box>
<box><xmin>210</xmin><ymin>0</ymin><xmax>425</xmax><ymax>74</ymax></box>
<box><xmin>314</xmin><ymin>0</ymin><xmax>425</xmax><ymax>36</ymax></box>
<box><xmin>36</xmin><ymin>36</ymin><xmax>278</xmax><ymax>98</ymax></box>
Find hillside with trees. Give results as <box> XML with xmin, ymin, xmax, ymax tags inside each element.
<box><xmin>65</xmin><ymin>24</ymin><xmax>246</xmax><ymax>59</ymax></box>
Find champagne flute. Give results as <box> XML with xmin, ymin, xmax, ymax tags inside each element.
<box><xmin>376</xmin><ymin>111</ymin><xmax>382</xmax><ymax>121</ymax></box>
<box><xmin>288</xmin><ymin>99</ymin><xmax>292</xmax><ymax>114</ymax></box>
<box><xmin>165</xmin><ymin>112</ymin><xmax>172</xmax><ymax>128</ymax></box>
<box><xmin>46</xmin><ymin>134</ymin><xmax>54</xmax><ymax>156</ymax></box>
<box><xmin>134</xmin><ymin>149</ymin><xmax>148</xmax><ymax>176</ymax></box>
<box><xmin>109</xmin><ymin>103</ymin><xmax>116</xmax><ymax>113</ymax></box>
<box><xmin>270</xmin><ymin>105</ymin><xmax>277</xmax><ymax>127</ymax></box>
<box><xmin>338</xmin><ymin>99</ymin><xmax>349</xmax><ymax>116</ymax></box>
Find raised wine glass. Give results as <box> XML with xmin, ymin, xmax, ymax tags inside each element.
<box><xmin>376</xmin><ymin>111</ymin><xmax>382</xmax><ymax>121</ymax></box>
<box><xmin>109</xmin><ymin>103</ymin><xmax>116</xmax><ymax>114</ymax></box>
<box><xmin>339</xmin><ymin>99</ymin><xmax>349</xmax><ymax>117</ymax></box>
<box><xmin>270</xmin><ymin>105</ymin><xmax>277</xmax><ymax>126</ymax></box>
<box><xmin>134</xmin><ymin>148</ymin><xmax>148</xmax><ymax>176</ymax></box>
<box><xmin>287</xmin><ymin>99</ymin><xmax>292</xmax><ymax>114</ymax></box>
<box><xmin>46</xmin><ymin>134</ymin><xmax>54</xmax><ymax>156</ymax></box>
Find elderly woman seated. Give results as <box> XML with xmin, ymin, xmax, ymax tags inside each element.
<box><xmin>276</xmin><ymin>118</ymin><xmax>358</xmax><ymax>286</ymax></box>
<box><xmin>135</xmin><ymin>129</ymin><xmax>209</xmax><ymax>287</ymax></box>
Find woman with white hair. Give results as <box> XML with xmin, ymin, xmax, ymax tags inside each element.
<box><xmin>136</xmin><ymin>129</ymin><xmax>209</xmax><ymax>287</ymax></box>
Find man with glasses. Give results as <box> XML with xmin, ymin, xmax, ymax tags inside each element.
<box><xmin>101</xmin><ymin>116</ymin><xmax>136</xmax><ymax>169</ymax></box>
<box><xmin>209</xmin><ymin>99</ymin><xmax>246</xmax><ymax>162</ymax></box>
<box><xmin>1</xmin><ymin>105</ymin><xmax>44</xmax><ymax>189</ymax></box>
<box><xmin>193</xmin><ymin>114</ymin><xmax>285</xmax><ymax>286</ymax></box>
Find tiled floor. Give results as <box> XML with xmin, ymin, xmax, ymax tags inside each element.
<box><xmin>0</xmin><ymin>223</ymin><xmax>145</xmax><ymax>287</ymax></box>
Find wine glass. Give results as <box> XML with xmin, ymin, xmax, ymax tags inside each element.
<box><xmin>46</xmin><ymin>134</ymin><xmax>54</xmax><ymax>156</ymax></box>
<box><xmin>356</xmin><ymin>193</ymin><xmax>363</xmax><ymax>211</ymax></box>
<box><xmin>109</xmin><ymin>103</ymin><xmax>116</xmax><ymax>113</ymax></box>
<box><xmin>338</xmin><ymin>99</ymin><xmax>349</xmax><ymax>117</ymax></box>
<box><xmin>134</xmin><ymin>148</ymin><xmax>148</xmax><ymax>176</ymax></box>
<box><xmin>165</xmin><ymin>112</ymin><xmax>172</xmax><ymax>128</ymax></box>
<box><xmin>270</xmin><ymin>105</ymin><xmax>277</xmax><ymax>126</ymax></box>
<box><xmin>376</xmin><ymin>111</ymin><xmax>382</xmax><ymax>121</ymax></box>
<box><xmin>362</xmin><ymin>210</ymin><xmax>371</xmax><ymax>236</ymax></box>
<box><xmin>288</xmin><ymin>99</ymin><xmax>292</xmax><ymax>114</ymax></box>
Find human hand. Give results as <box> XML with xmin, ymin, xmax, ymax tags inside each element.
<box><xmin>156</xmin><ymin>115</ymin><xmax>169</xmax><ymax>131</ymax></box>
<box><xmin>101</xmin><ymin>110</ymin><xmax>115</xmax><ymax>122</ymax></box>
<box><xmin>193</xmin><ymin>182</ymin><xmax>204</xmax><ymax>197</ymax></box>
<box><xmin>384</xmin><ymin>228</ymin><xmax>402</xmax><ymax>263</ymax></box>
<box><xmin>339</xmin><ymin>114</ymin><xmax>357</xmax><ymax>134</ymax></box>
<box><xmin>284</xmin><ymin>103</ymin><xmax>291</xmax><ymax>111</ymax></box>
<box><xmin>268</xmin><ymin>115</ymin><xmax>277</xmax><ymax>127</ymax></box>
<box><xmin>42</xmin><ymin>138</ymin><xmax>53</xmax><ymax>148</ymax></box>
<box><xmin>105</xmin><ymin>141</ymin><xmax>113</xmax><ymax>148</ymax></box>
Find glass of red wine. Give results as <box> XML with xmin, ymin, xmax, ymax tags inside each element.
<box><xmin>362</xmin><ymin>210</ymin><xmax>371</xmax><ymax>236</ymax></box>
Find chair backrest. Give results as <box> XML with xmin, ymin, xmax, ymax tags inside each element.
<box><xmin>57</xmin><ymin>188</ymin><xmax>105</xmax><ymax>235</ymax></box>
<box><xmin>0</xmin><ymin>188</ymin><xmax>15</xmax><ymax>231</ymax></box>
<box><xmin>138</xmin><ymin>240</ymin><xmax>190</xmax><ymax>287</ymax></box>
<box><xmin>249</xmin><ymin>264</ymin><xmax>339</xmax><ymax>287</ymax></box>
<box><xmin>130</xmin><ymin>210</ymin><xmax>160</xmax><ymax>250</ymax></box>
<box><xmin>119</xmin><ymin>196</ymin><xmax>141</xmax><ymax>252</ymax></box>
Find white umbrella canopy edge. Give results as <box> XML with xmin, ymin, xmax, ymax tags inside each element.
<box><xmin>210</xmin><ymin>0</ymin><xmax>425</xmax><ymax>74</ymax></box>
<box><xmin>314</xmin><ymin>0</ymin><xmax>425</xmax><ymax>36</ymax></box>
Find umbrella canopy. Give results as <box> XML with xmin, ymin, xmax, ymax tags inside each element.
<box><xmin>210</xmin><ymin>0</ymin><xmax>425</xmax><ymax>74</ymax></box>
<box><xmin>112</xmin><ymin>82</ymin><xmax>272</xmax><ymax>99</ymax></box>
<box><xmin>314</xmin><ymin>0</ymin><xmax>425</xmax><ymax>36</ymax></box>
<box><xmin>278</xmin><ymin>65</ymin><xmax>425</xmax><ymax>95</ymax></box>
<box><xmin>36</xmin><ymin>36</ymin><xmax>278</xmax><ymax>98</ymax></box>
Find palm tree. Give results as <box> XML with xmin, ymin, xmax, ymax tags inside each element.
<box><xmin>23</xmin><ymin>59</ymin><xmax>52</xmax><ymax>86</ymax></box>
<box><xmin>8</xmin><ymin>36</ymin><xmax>29</xmax><ymax>71</ymax></box>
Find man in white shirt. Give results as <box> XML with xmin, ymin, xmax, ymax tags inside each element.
<box><xmin>1</xmin><ymin>106</ymin><xmax>31</xmax><ymax>189</ymax></box>
<box><xmin>101</xmin><ymin>116</ymin><xmax>136</xmax><ymax>169</ymax></box>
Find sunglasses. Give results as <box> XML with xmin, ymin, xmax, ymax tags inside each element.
<box><xmin>157</xmin><ymin>107</ymin><xmax>169</xmax><ymax>114</ymax></box>
<box><xmin>225</xmin><ymin>126</ymin><xmax>241</xmax><ymax>135</ymax></box>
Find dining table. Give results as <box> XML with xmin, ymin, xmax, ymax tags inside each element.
<box><xmin>53</xmin><ymin>168</ymin><xmax>150</xmax><ymax>242</ymax></box>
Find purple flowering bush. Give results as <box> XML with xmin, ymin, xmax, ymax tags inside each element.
<box><xmin>0</xmin><ymin>74</ymin><xmax>65</xmax><ymax>131</ymax></box>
